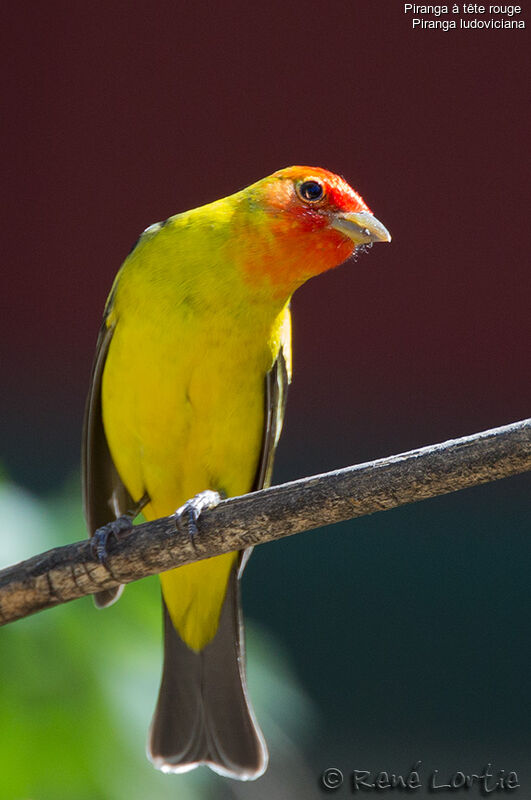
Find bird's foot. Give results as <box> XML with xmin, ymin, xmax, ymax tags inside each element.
<box><xmin>174</xmin><ymin>490</ymin><xmax>223</xmax><ymax>540</ymax></box>
<box><xmin>92</xmin><ymin>515</ymin><xmax>133</xmax><ymax>564</ymax></box>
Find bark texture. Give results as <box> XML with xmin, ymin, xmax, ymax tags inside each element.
<box><xmin>1</xmin><ymin>418</ymin><xmax>529</xmax><ymax>626</ymax></box>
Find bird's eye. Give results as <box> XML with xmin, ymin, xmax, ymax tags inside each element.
<box><xmin>297</xmin><ymin>180</ymin><xmax>324</xmax><ymax>203</ymax></box>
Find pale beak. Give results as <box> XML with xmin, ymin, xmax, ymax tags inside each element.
<box><xmin>330</xmin><ymin>210</ymin><xmax>391</xmax><ymax>245</ymax></box>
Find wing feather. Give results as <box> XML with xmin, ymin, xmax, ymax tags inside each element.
<box><xmin>82</xmin><ymin>319</ymin><xmax>134</xmax><ymax>533</ymax></box>
<box><xmin>238</xmin><ymin>307</ymin><xmax>291</xmax><ymax>576</ymax></box>
<box><xmin>81</xmin><ymin>310</ymin><xmax>135</xmax><ymax>607</ymax></box>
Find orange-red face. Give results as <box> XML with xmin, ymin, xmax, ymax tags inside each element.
<box><xmin>238</xmin><ymin>166</ymin><xmax>390</xmax><ymax>296</ymax></box>
<box><xmin>260</xmin><ymin>166</ymin><xmax>371</xmax><ymax>223</ymax></box>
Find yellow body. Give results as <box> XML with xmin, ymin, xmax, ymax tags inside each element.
<box><xmin>101</xmin><ymin>201</ymin><xmax>291</xmax><ymax>651</ymax></box>
<box><xmin>87</xmin><ymin>167</ymin><xmax>389</xmax><ymax>779</ymax></box>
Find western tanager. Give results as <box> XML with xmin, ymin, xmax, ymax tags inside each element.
<box><xmin>82</xmin><ymin>166</ymin><xmax>390</xmax><ymax>779</ymax></box>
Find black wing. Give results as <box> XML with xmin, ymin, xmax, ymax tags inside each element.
<box><xmin>82</xmin><ymin>319</ymin><xmax>135</xmax><ymax>534</ymax></box>
<box><xmin>253</xmin><ymin>340</ymin><xmax>290</xmax><ymax>491</ymax></box>
<box><xmin>82</xmin><ymin>313</ymin><xmax>137</xmax><ymax>607</ymax></box>
<box><xmin>238</xmin><ymin>311</ymin><xmax>291</xmax><ymax>576</ymax></box>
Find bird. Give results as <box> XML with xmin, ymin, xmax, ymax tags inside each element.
<box><xmin>82</xmin><ymin>165</ymin><xmax>390</xmax><ymax>780</ymax></box>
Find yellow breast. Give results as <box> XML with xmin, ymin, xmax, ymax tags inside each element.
<box><xmin>100</xmin><ymin>217</ymin><xmax>290</xmax><ymax>650</ymax></box>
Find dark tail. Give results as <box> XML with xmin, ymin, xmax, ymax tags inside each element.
<box><xmin>147</xmin><ymin>566</ymin><xmax>268</xmax><ymax>780</ymax></box>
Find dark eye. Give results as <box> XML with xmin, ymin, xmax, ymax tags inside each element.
<box><xmin>298</xmin><ymin>180</ymin><xmax>324</xmax><ymax>202</ymax></box>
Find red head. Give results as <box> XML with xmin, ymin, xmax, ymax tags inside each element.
<box><xmin>231</xmin><ymin>166</ymin><xmax>391</xmax><ymax>298</ymax></box>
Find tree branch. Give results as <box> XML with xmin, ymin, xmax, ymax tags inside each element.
<box><xmin>1</xmin><ymin>418</ymin><xmax>529</xmax><ymax>626</ymax></box>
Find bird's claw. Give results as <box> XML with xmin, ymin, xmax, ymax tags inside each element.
<box><xmin>174</xmin><ymin>490</ymin><xmax>223</xmax><ymax>541</ymax></box>
<box><xmin>92</xmin><ymin>516</ymin><xmax>133</xmax><ymax>564</ymax></box>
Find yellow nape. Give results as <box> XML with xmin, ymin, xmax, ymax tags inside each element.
<box><xmin>160</xmin><ymin>553</ymin><xmax>238</xmax><ymax>652</ymax></box>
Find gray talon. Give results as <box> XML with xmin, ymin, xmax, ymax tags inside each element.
<box><xmin>92</xmin><ymin>516</ymin><xmax>133</xmax><ymax>564</ymax></box>
<box><xmin>174</xmin><ymin>490</ymin><xmax>222</xmax><ymax>540</ymax></box>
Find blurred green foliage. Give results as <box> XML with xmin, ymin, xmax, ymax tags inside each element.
<box><xmin>1</xmin><ymin>473</ymin><xmax>529</xmax><ymax>799</ymax></box>
<box><xmin>0</xmin><ymin>478</ymin><xmax>316</xmax><ymax>800</ymax></box>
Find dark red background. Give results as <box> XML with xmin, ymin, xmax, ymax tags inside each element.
<box><xmin>2</xmin><ymin>2</ymin><xmax>529</xmax><ymax>490</ymax></box>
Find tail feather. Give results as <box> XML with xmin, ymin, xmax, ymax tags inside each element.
<box><xmin>148</xmin><ymin>566</ymin><xmax>268</xmax><ymax>780</ymax></box>
<box><xmin>93</xmin><ymin>585</ymin><xmax>123</xmax><ymax>608</ymax></box>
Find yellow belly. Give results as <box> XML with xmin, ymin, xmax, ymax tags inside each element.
<box><xmin>101</xmin><ymin>306</ymin><xmax>275</xmax><ymax>651</ymax></box>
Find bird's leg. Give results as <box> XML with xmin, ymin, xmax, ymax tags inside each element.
<box><xmin>92</xmin><ymin>516</ymin><xmax>133</xmax><ymax>564</ymax></box>
<box><xmin>174</xmin><ymin>489</ymin><xmax>224</xmax><ymax>541</ymax></box>
<box><xmin>92</xmin><ymin>491</ymin><xmax>150</xmax><ymax>564</ymax></box>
